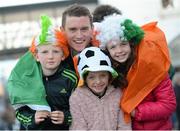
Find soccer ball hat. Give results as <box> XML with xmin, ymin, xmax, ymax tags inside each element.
<box><xmin>77</xmin><ymin>47</ymin><xmax>118</xmax><ymax>81</ymax></box>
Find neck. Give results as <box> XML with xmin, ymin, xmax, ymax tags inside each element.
<box><xmin>42</xmin><ymin>68</ymin><xmax>58</xmax><ymax>76</ymax></box>
<box><xmin>70</xmin><ymin>48</ymin><xmax>79</xmax><ymax>57</ymax></box>
<box><xmin>88</xmin><ymin>86</ymin><xmax>108</xmax><ymax>99</ymax></box>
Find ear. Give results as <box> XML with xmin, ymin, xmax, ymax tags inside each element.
<box><xmin>61</xmin><ymin>55</ymin><xmax>65</xmax><ymax>61</ymax></box>
<box><xmin>34</xmin><ymin>53</ymin><xmax>40</xmax><ymax>62</ymax></box>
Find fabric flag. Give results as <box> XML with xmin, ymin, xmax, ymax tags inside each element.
<box><xmin>120</xmin><ymin>22</ymin><xmax>171</xmax><ymax>122</ymax></box>
<box><xmin>7</xmin><ymin>51</ymin><xmax>50</xmax><ymax>111</ymax></box>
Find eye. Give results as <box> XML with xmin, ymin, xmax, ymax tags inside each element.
<box><xmin>87</xmin><ymin>74</ymin><xmax>95</xmax><ymax>80</ymax></box>
<box><xmin>121</xmin><ymin>41</ymin><xmax>129</xmax><ymax>45</ymax></box>
<box><xmin>100</xmin><ymin>73</ymin><xmax>107</xmax><ymax>77</ymax></box>
<box><xmin>88</xmin><ymin>76</ymin><xmax>95</xmax><ymax>79</ymax></box>
<box><xmin>81</xmin><ymin>27</ymin><xmax>89</xmax><ymax>32</ymax></box>
<box><xmin>108</xmin><ymin>44</ymin><xmax>116</xmax><ymax>50</ymax></box>
<box><xmin>41</xmin><ymin>50</ymin><xmax>48</xmax><ymax>54</ymax></box>
<box><xmin>111</xmin><ymin>45</ymin><xmax>116</xmax><ymax>49</ymax></box>
<box><xmin>53</xmin><ymin>50</ymin><xmax>60</xmax><ymax>53</ymax></box>
<box><xmin>69</xmin><ymin>28</ymin><xmax>77</xmax><ymax>33</ymax></box>
<box><xmin>100</xmin><ymin>72</ymin><xmax>109</xmax><ymax>78</ymax></box>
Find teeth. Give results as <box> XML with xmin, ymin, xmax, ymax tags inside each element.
<box><xmin>74</xmin><ymin>40</ymin><xmax>83</xmax><ymax>44</ymax></box>
<box><xmin>116</xmin><ymin>53</ymin><xmax>125</xmax><ymax>57</ymax></box>
<box><xmin>75</xmin><ymin>40</ymin><xmax>83</xmax><ymax>43</ymax></box>
<box><xmin>116</xmin><ymin>55</ymin><xmax>124</xmax><ymax>58</ymax></box>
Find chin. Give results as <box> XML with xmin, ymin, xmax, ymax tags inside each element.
<box><xmin>95</xmin><ymin>89</ymin><xmax>105</xmax><ymax>94</ymax></box>
<box><xmin>76</xmin><ymin>44</ymin><xmax>88</xmax><ymax>51</ymax></box>
<box><xmin>117</xmin><ymin>58</ymin><xmax>128</xmax><ymax>63</ymax></box>
<box><xmin>73</xmin><ymin>47</ymin><xmax>84</xmax><ymax>52</ymax></box>
<box><xmin>116</xmin><ymin>60</ymin><xmax>125</xmax><ymax>63</ymax></box>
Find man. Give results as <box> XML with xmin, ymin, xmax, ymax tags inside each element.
<box><xmin>61</xmin><ymin>4</ymin><xmax>94</xmax><ymax>71</ymax></box>
<box><xmin>92</xmin><ymin>4</ymin><xmax>122</xmax><ymax>22</ymax></box>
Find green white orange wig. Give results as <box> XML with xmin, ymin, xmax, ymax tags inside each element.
<box><xmin>93</xmin><ymin>14</ymin><xmax>144</xmax><ymax>49</ymax></box>
<box><xmin>29</xmin><ymin>15</ymin><xmax>69</xmax><ymax>58</ymax></box>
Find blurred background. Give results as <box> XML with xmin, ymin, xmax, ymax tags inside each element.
<box><xmin>0</xmin><ymin>0</ymin><xmax>180</xmax><ymax>130</ymax></box>
<box><xmin>0</xmin><ymin>0</ymin><xmax>180</xmax><ymax>86</ymax></box>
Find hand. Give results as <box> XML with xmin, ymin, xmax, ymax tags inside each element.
<box><xmin>35</xmin><ymin>110</ymin><xmax>50</xmax><ymax>124</ymax></box>
<box><xmin>131</xmin><ymin>109</ymin><xmax>136</xmax><ymax>117</ymax></box>
<box><xmin>50</xmin><ymin>111</ymin><xmax>64</xmax><ymax>124</ymax></box>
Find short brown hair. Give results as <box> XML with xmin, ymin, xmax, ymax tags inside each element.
<box><xmin>62</xmin><ymin>4</ymin><xmax>93</xmax><ymax>27</ymax></box>
<box><xmin>93</xmin><ymin>5</ymin><xmax>122</xmax><ymax>22</ymax></box>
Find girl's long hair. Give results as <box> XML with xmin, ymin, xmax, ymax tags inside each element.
<box><xmin>104</xmin><ymin>42</ymin><xmax>136</xmax><ymax>88</ymax></box>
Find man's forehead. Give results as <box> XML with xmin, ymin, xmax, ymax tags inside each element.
<box><xmin>65</xmin><ymin>16</ymin><xmax>91</xmax><ymax>26</ymax></box>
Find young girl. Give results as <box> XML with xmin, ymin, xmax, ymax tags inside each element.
<box><xmin>7</xmin><ymin>15</ymin><xmax>78</xmax><ymax>130</ymax></box>
<box><xmin>93</xmin><ymin>14</ymin><xmax>176</xmax><ymax>130</ymax></box>
<box><xmin>70</xmin><ymin>47</ymin><xmax>131</xmax><ymax>130</ymax></box>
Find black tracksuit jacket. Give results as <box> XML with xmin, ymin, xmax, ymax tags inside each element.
<box><xmin>16</xmin><ymin>66</ymin><xmax>78</xmax><ymax>130</ymax></box>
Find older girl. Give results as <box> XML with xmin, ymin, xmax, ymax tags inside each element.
<box><xmin>93</xmin><ymin>14</ymin><xmax>176</xmax><ymax>130</ymax></box>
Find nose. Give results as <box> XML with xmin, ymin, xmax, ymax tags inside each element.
<box><xmin>116</xmin><ymin>44</ymin><xmax>123</xmax><ymax>53</ymax></box>
<box><xmin>48</xmin><ymin>51</ymin><xmax>53</xmax><ymax>59</ymax></box>
<box><xmin>76</xmin><ymin>30</ymin><xmax>83</xmax><ymax>38</ymax></box>
<box><xmin>95</xmin><ymin>77</ymin><xmax>101</xmax><ymax>84</ymax></box>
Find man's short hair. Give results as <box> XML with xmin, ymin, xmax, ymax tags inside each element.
<box><xmin>93</xmin><ymin>4</ymin><xmax>122</xmax><ymax>22</ymax></box>
<box><xmin>62</xmin><ymin>4</ymin><xmax>93</xmax><ymax>27</ymax></box>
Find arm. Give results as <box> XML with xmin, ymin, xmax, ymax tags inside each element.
<box><xmin>16</xmin><ymin>106</ymin><xmax>39</xmax><ymax>130</ymax></box>
<box><xmin>63</xmin><ymin>109</ymin><xmax>72</xmax><ymax>126</ymax></box>
<box><xmin>69</xmin><ymin>93</ymin><xmax>87</xmax><ymax>130</ymax></box>
<box><xmin>16</xmin><ymin>106</ymin><xmax>50</xmax><ymax>130</ymax></box>
<box><xmin>63</xmin><ymin>71</ymin><xmax>78</xmax><ymax>127</ymax></box>
<box><xmin>133</xmin><ymin>76</ymin><xmax>176</xmax><ymax>121</ymax></box>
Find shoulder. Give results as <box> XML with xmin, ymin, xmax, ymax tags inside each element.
<box><xmin>156</xmin><ymin>75</ymin><xmax>171</xmax><ymax>88</ymax></box>
<box><xmin>71</xmin><ymin>87</ymin><xmax>87</xmax><ymax>97</ymax></box>
<box><xmin>152</xmin><ymin>75</ymin><xmax>175</xmax><ymax>96</ymax></box>
<box><xmin>153</xmin><ymin>75</ymin><xmax>174</xmax><ymax>96</ymax></box>
<box><xmin>108</xmin><ymin>85</ymin><xmax>123</xmax><ymax>98</ymax></box>
<box><xmin>70</xmin><ymin>87</ymin><xmax>87</xmax><ymax>104</ymax></box>
<box><xmin>110</xmin><ymin>85</ymin><xmax>122</xmax><ymax>92</ymax></box>
<box><xmin>61</xmin><ymin>68</ymin><xmax>78</xmax><ymax>85</ymax></box>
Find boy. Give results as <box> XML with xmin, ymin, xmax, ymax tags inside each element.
<box><xmin>7</xmin><ymin>15</ymin><xmax>78</xmax><ymax>130</ymax></box>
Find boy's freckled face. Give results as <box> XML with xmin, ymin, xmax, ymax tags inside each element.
<box><xmin>36</xmin><ymin>44</ymin><xmax>65</xmax><ymax>72</ymax></box>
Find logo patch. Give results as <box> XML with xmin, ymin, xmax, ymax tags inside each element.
<box><xmin>60</xmin><ymin>88</ymin><xmax>67</xmax><ymax>94</ymax></box>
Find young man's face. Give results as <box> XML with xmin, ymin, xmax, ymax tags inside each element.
<box><xmin>86</xmin><ymin>71</ymin><xmax>109</xmax><ymax>95</ymax></box>
<box><xmin>36</xmin><ymin>44</ymin><xmax>65</xmax><ymax>75</ymax></box>
<box><xmin>61</xmin><ymin>16</ymin><xmax>93</xmax><ymax>52</ymax></box>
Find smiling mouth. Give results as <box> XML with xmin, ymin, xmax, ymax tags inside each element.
<box><xmin>94</xmin><ymin>84</ymin><xmax>105</xmax><ymax>89</ymax></box>
<box><xmin>74</xmin><ymin>40</ymin><xmax>84</xmax><ymax>44</ymax></box>
<box><xmin>117</xmin><ymin>53</ymin><xmax>127</xmax><ymax>58</ymax></box>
